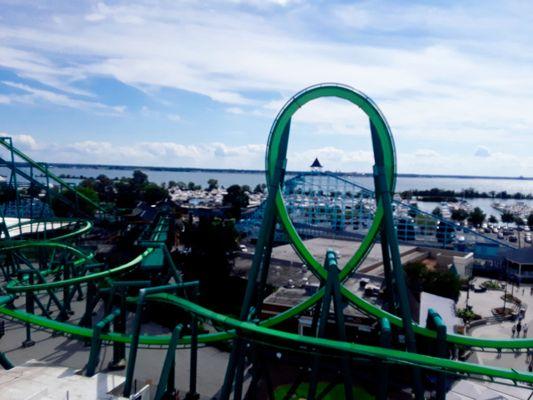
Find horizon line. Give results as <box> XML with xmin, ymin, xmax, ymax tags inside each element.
<box><xmin>32</xmin><ymin>161</ymin><xmax>533</xmax><ymax>182</ymax></box>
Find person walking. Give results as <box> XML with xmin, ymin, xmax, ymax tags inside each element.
<box><xmin>524</xmin><ymin>323</ymin><xmax>529</xmax><ymax>338</ymax></box>
<box><xmin>517</xmin><ymin>322</ymin><xmax>523</xmax><ymax>336</ymax></box>
<box><xmin>512</xmin><ymin>324</ymin><xmax>516</xmax><ymax>337</ymax></box>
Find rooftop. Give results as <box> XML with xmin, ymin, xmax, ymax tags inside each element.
<box><xmin>506</xmin><ymin>247</ymin><xmax>533</xmax><ymax>265</ymax></box>
<box><xmin>0</xmin><ymin>360</ymin><xmax>126</xmax><ymax>400</ymax></box>
<box><xmin>269</xmin><ymin>237</ymin><xmax>419</xmax><ymax>276</ymax></box>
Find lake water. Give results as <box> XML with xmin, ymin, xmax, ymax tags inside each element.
<box><xmin>24</xmin><ymin>165</ymin><xmax>533</xmax><ymax>195</ymax></box>
<box><xmin>3</xmin><ymin>164</ymin><xmax>533</xmax><ymax>216</ymax></box>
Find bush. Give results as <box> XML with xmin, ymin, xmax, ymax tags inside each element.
<box><xmin>223</xmin><ymin>185</ymin><xmax>249</xmax><ymax>219</ymax></box>
<box><xmin>456</xmin><ymin>308</ymin><xmax>481</xmax><ymax>322</ymax></box>
<box><xmin>501</xmin><ymin>293</ymin><xmax>521</xmax><ymax>305</ymax></box>
<box><xmin>0</xmin><ymin>183</ymin><xmax>16</xmax><ymax>203</ymax></box>
<box><xmin>50</xmin><ymin>186</ymin><xmax>99</xmax><ymax>217</ymax></box>
<box><xmin>141</xmin><ymin>183</ymin><xmax>168</xmax><ymax>204</ymax></box>
<box><xmin>481</xmin><ymin>280</ymin><xmax>502</xmax><ymax>290</ymax></box>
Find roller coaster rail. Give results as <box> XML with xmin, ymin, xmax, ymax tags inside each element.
<box><xmin>0</xmin><ymin>84</ymin><xmax>531</xmax><ymax>400</ymax></box>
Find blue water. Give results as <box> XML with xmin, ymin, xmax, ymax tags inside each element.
<box><xmin>31</xmin><ymin>166</ymin><xmax>533</xmax><ymax>195</ymax></box>
<box><xmin>55</xmin><ymin>167</ymin><xmax>533</xmax><ymax>215</ymax></box>
<box><xmin>3</xmin><ymin>165</ymin><xmax>533</xmax><ymax>216</ymax></box>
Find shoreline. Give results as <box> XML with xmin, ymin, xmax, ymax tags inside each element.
<box><xmin>22</xmin><ymin>162</ymin><xmax>533</xmax><ymax>182</ymax></box>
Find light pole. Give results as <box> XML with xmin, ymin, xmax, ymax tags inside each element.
<box><xmin>466</xmin><ymin>264</ymin><xmax>472</xmax><ymax>309</ymax></box>
<box><xmin>503</xmin><ymin>263</ymin><xmax>508</xmax><ymax>314</ymax></box>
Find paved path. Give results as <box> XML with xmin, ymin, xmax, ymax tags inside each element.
<box><xmin>0</xmin><ymin>297</ymin><xmax>230</xmax><ymax>399</ymax></box>
<box><xmin>457</xmin><ymin>278</ymin><xmax>533</xmax><ymax>374</ymax></box>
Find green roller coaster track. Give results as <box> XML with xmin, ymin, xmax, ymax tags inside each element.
<box><xmin>0</xmin><ymin>137</ymin><xmax>107</xmax><ymax>214</ymax></box>
<box><xmin>0</xmin><ymin>83</ymin><xmax>532</xmax><ymax>399</ymax></box>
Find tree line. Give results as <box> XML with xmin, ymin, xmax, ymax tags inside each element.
<box><xmin>402</xmin><ymin>187</ymin><xmax>533</xmax><ymax>201</ymax></box>
<box><xmin>431</xmin><ymin>205</ymin><xmax>533</xmax><ymax>227</ymax></box>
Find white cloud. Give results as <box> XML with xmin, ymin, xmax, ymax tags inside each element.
<box><xmin>414</xmin><ymin>149</ymin><xmax>440</xmax><ymax>158</ymax></box>
<box><xmin>231</xmin><ymin>0</ymin><xmax>301</xmax><ymax>7</ymax></box>
<box><xmin>14</xmin><ymin>134</ymin><xmax>38</xmax><ymax>151</ymax></box>
<box><xmin>0</xmin><ymin>1</ymin><xmax>533</xmax><ymax>174</ymax></box>
<box><xmin>226</xmin><ymin>107</ymin><xmax>244</xmax><ymax>115</ymax></box>
<box><xmin>0</xmin><ymin>46</ymin><xmax>92</xmax><ymax>97</ymax></box>
<box><xmin>291</xmin><ymin>98</ymin><xmax>371</xmax><ymax>136</ymax></box>
<box><xmin>1</xmin><ymin>81</ymin><xmax>125</xmax><ymax>114</ymax></box>
<box><xmin>0</xmin><ymin>133</ymin><xmax>39</xmax><ymax>151</ymax></box>
<box><xmin>7</xmin><ymin>136</ymin><xmax>266</xmax><ymax>169</ymax></box>
<box><xmin>474</xmin><ymin>146</ymin><xmax>491</xmax><ymax>158</ymax></box>
<box><xmin>5</xmin><ymin>0</ymin><xmax>532</xmax><ymax>111</ymax></box>
<box><xmin>85</xmin><ymin>13</ymin><xmax>106</xmax><ymax>22</ymax></box>
<box><xmin>166</xmin><ymin>113</ymin><xmax>181</xmax><ymax>122</ymax></box>
<box><xmin>1</xmin><ymin>130</ymin><xmax>533</xmax><ymax>176</ymax></box>
<box><xmin>288</xmin><ymin>146</ymin><xmax>374</xmax><ymax>171</ymax></box>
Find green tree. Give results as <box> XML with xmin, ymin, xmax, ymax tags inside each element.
<box><xmin>242</xmin><ymin>185</ymin><xmax>251</xmax><ymax>193</ymax></box>
<box><xmin>142</xmin><ymin>183</ymin><xmax>168</xmax><ymax>204</ymax></box>
<box><xmin>27</xmin><ymin>183</ymin><xmax>41</xmax><ymax>198</ymax></box>
<box><xmin>0</xmin><ymin>183</ymin><xmax>16</xmax><ymax>203</ymax></box>
<box><xmin>408</xmin><ymin>203</ymin><xmax>419</xmax><ymax>218</ymax></box>
<box><xmin>501</xmin><ymin>211</ymin><xmax>515</xmax><ymax>225</ymax></box>
<box><xmin>415</xmin><ymin>213</ymin><xmax>436</xmax><ymax>235</ymax></box>
<box><xmin>253</xmin><ymin>183</ymin><xmax>266</xmax><ymax>194</ymax></box>
<box><xmin>488</xmin><ymin>215</ymin><xmax>498</xmax><ymax>224</ymax></box>
<box><xmin>180</xmin><ymin>217</ymin><xmax>239</xmax><ymax>310</ymax></box>
<box><xmin>223</xmin><ymin>185</ymin><xmax>249</xmax><ymax>219</ymax></box>
<box><xmin>187</xmin><ymin>181</ymin><xmax>196</xmax><ymax>191</ymax></box>
<box><xmin>451</xmin><ymin>208</ymin><xmax>468</xmax><ymax>222</ymax></box>
<box><xmin>404</xmin><ymin>262</ymin><xmax>461</xmax><ymax>301</ymax></box>
<box><xmin>51</xmin><ymin>186</ymin><xmax>99</xmax><ymax>217</ymax></box>
<box><xmin>207</xmin><ymin>179</ymin><xmax>218</xmax><ymax>191</ymax></box>
<box><xmin>132</xmin><ymin>170</ymin><xmax>148</xmax><ymax>187</ymax></box>
<box><xmin>515</xmin><ymin>216</ymin><xmax>525</xmax><ymax>226</ymax></box>
<box><xmin>468</xmin><ymin>207</ymin><xmax>486</xmax><ymax>226</ymax></box>
<box><xmin>115</xmin><ymin>179</ymin><xmax>136</xmax><ymax>209</ymax></box>
<box><xmin>86</xmin><ymin>174</ymin><xmax>115</xmax><ymax>204</ymax></box>
<box><xmin>528</xmin><ymin>213</ymin><xmax>533</xmax><ymax>228</ymax></box>
<box><xmin>176</xmin><ymin>181</ymin><xmax>187</xmax><ymax>190</ymax></box>
<box><xmin>432</xmin><ymin>207</ymin><xmax>442</xmax><ymax>218</ymax></box>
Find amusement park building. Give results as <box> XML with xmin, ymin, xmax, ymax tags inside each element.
<box><xmin>506</xmin><ymin>247</ymin><xmax>533</xmax><ymax>282</ymax></box>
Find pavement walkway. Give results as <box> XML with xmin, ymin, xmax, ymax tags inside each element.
<box><xmin>457</xmin><ymin>277</ymin><xmax>533</xmax><ymax>374</ymax></box>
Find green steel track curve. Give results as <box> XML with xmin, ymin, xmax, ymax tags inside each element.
<box><xmin>1</xmin><ymin>218</ymin><xmax>93</xmax><ymax>244</ymax></box>
<box><xmin>1</xmin><ymin>83</ymin><xmax>533</xmax><ymax>390</ymax></box>
<box><xmin>2</xmin><ymin>293</ymin><xmax>532</xmax><ymax>386</ymax></box>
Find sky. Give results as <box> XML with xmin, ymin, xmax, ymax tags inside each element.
<box><xmin>0</xmin><ymin>0</ymin><xmax>532</xmax><ymax>176</ymax></box>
